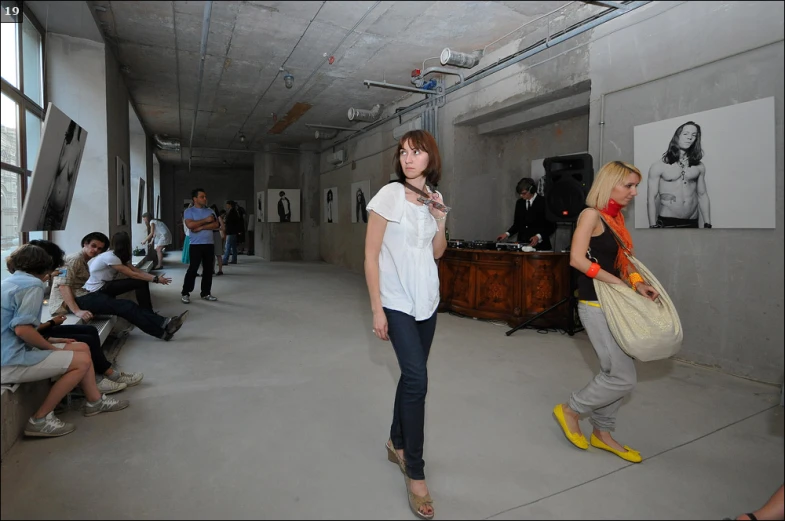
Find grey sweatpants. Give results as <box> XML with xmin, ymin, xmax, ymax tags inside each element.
<box><xmin>568</xmin><ymin>302</ymin><xmax>637</xmax><ymax>432</ymax></box>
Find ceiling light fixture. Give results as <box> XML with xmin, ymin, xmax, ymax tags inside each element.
<box><xmin>280</xmin><ymin>68</ymin><xmax>294</xmax><ymax>89</ymax></box>
<box><xmin>239</xmin><ymin>134</ymin><xmax>246</xmax><ymax>143</ymax></box>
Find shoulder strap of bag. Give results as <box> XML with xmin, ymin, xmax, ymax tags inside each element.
<box><xmin>597</xmin><ymin>213</ymin><xmax>632</xmax><ymax>257</ymax></box>
<box><xmin>403</xmin><ymin>181</ymin><xmax>431</xmax><ymax>199</ymax></box>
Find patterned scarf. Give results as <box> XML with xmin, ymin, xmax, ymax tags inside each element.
<box><xmin>600</xmin><ymin>199</ymin><xmax>634</xmax><ymax>278</ymax></box>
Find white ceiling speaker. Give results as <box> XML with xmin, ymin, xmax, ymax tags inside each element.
<box><xmin>440</xmin><ymin>48</ymin><xmax>482</xmax><ymax>69</ymax></box>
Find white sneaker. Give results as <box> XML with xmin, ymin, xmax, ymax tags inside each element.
<box><xmin>83</xmin><ymin>394</ymin><xmax>130</xmax><ymax>417</ymax></box>
<box><xmin>106</xmin><ymin>371</ymin><xmax>144</xmax><ymax>387</ymax></box>
<box><xmin>24</xmin><ymin>411</ymin><xmax>75</xmax><ymax>437</ymax></box>
<box><xmin>96</xmin><ymin>377</ymin><xmax>127</xmax><ymax>394</ymax></box>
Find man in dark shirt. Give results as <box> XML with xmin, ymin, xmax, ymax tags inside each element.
<box><xmin>496</xmin><ymin>177</ymin><xmax>556</xmax><ymax>250</ymax></box>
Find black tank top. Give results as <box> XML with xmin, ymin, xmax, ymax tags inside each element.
<box><xmin>576</xmin><ymin>223</ymin><xmax>619</xmax><ymax>301</ymax></box>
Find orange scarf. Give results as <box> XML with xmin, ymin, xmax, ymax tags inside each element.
<box><xmin>599</xmin><ymin>209</ymin><xmax>634</xmax><ymax>278</ymax></box>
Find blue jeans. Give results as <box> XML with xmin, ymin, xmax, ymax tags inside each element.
<box><xmin>385</xmin><ymin>307</ymin><xmax>438</xmax><ymax>480</ymax></box>
<box><xmin>223</xmin><ymin>234</ymin><xmax>238</xmax><ymax>264</ymax></box>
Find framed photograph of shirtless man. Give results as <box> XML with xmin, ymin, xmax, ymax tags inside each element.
<box><xmin>633</xmin><ymin>97</ymin><xmax>775</xmax><ymax>229</ymax></box>
<box><xmin>19</xmin><ymin>103</ymin><xmax>87</xmax><ymax>232</ymax></box>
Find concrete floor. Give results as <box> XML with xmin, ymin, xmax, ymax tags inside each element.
<box><xmin>1</xmin><ymin>257</ymin><xmax>782</xmax><ymax>520</ymax></box>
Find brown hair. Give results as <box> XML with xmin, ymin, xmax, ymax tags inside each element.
<box><xmin>392</xmin><ymin>130</ymin><xmax>441</xmax><ymax>187</ymax></box>
<box><xmin>6</xmin><ymin>244</ymin><xmax>52</xmax><ymax>275</ymax></box>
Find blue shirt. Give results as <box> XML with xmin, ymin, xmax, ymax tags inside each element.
<box><xmin>184</xmin><ymin>206</ymin><xmax>217</xmax><ymax>245</ymax></box>
<box><xmin>1</xmin><ymin>271</ymin><xmax>52</xmax><ymax>367</ymax></box>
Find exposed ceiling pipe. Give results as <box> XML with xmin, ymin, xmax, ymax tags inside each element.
<box><xmin>439</xmin><ymin>48</ymin><xmax>483</xmax><ymax>69</ymax></box>
<box><xmin>325</xmin><ymin>1</ymin><xmax>650</xmax><ymax>153</ymax></box>
<box><xmin>187</xmin><ymin>1</ymin><xmax>213</xmax><ymax>172</ymax></box>
<box><xmin>153</xmin><ymin>134</ymin><xmax>181</xmax><ymax>151</ymax></box>
<box><xmin>347</xmin><ymin>104</ymin><xmax>383</xmax><ymax>122</ymax></box>
<box><xmin>313</xmin><ymin>129</ymin><xmax>339</xmax><ymax>140</ymax></box>
<box><xmin>305</xmin><ymin>124</ymin><xmax>359</xmax><ymax>131</ymax></box>
<box><xmin>363</xmin><ymin>80</ymin><xmax>434</xmax><ymax>95</ymax></box>
<box><xmin>413</xmin><ymin>66</ymin><xmax>464</xmax><ymax>86</ymax></box>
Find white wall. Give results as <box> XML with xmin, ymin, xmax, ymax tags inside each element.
<box><xmin>129</xmin><ymin>130</ymin><xmax>147</xmax><ymax>245</ymax></box>
<box><xmin>47</xmin><ymin>34</ymin><xmax>109</xmax><ymax>253</ymax></box>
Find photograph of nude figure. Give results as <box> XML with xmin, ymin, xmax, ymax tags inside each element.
<box><xmin>633</xmin><ymin>97</ymin><xmax>776</xmax><ymax>229</ymax></box>
<box><xmin>19</xmin><ymin>103</ymin><xmax>87</xmax><ymax>232</ymax></box>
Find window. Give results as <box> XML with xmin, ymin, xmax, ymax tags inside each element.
<box><xmin>1</xmin><ymin>6</ymin><xmax>46</xmax><ymax>256</ymax></box>
<box><xmin>0</xmin><ymin>93</ymin><xmax>19</xmax><ymax>166</ymax></box>
<box><xmin>1</xmin><ymin>169</ymin><xmax>21</xmax><ymax>281</ymax></box>
<box><xmin>0</xmin><ymin>23</ymin><xmax>18</xmax><ymax>88</ymax></box>
<box><xmin>22</xmin><ymin>17</ymin><xmax>43</xmax><ymax>105</ymax></box>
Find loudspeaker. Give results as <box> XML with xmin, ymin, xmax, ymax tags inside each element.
<box><xmin>543</xmin><ymin>153</ymin><xmax>594</xmax><ymax>222</ymax></box>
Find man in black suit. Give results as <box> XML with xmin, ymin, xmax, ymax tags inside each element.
<box><xmin>496</xmin><ymin>177</ymin><xmax>556</xmax><ymax>250</ymax></box>
<box><xmin>277</xmin><ymin>191</ymin><xmax>291</xmax><ymax>222</ymax></box>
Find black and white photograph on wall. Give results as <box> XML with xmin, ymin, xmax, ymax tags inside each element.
<box><xmin>268</xmin><ymin>189</ymin><xmax>300</xmax><ymax>222</ymax></box>
<box><xmin>116</xmin><ymin>157</ymin><xmax>129</xmax><ymax>226</ymax></box>
<box><xmin>324</xmin><ymin>187</ymin><xmax>337</xmax><ymax>223</ymax></box>
<box><xmin>350</xmin><ymin>180</ymin><xmax>370</xmax><ymax>223</ymax></box>
<box><xmin>634</xmin><ymin>97</ymin><xmax>775</xmax><ymax>229</ymax></box>
<box><xmin>20</xmin><ymin>103</ymin><xmax>88</xmax><ymax>232</ymax></box>
<box><xmin>136</xmin><ymin>178</ymin><xmax>146</xmax><ymax>224</ymax></box>
<box><xmin>156</xmin><ymin>195</ymin><xmax>160</xmax><ymax>218</ymax></box>
<box><xmin>257</xmin><ymin>191</ymin><xmax>264</xmax><ymax>223</ymax></box>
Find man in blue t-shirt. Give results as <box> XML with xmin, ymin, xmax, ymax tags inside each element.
<box><xmin>181</xmin><ymin>188</ymin><xmax>220</xmax><ymax>303</ymax></box>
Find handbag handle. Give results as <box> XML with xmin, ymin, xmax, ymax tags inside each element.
<box><xmin>597</xmin><ymin>213</ymin><xmax>633</xmax><ymax>258</ymax></box>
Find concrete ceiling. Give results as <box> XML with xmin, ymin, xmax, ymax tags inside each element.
<box><xmin>52</xmin><ymin>1</ymin><xmax>591</xmax><ymax>167</ymax></box>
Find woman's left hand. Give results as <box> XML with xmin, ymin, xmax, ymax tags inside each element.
<box><xmin>428</xmin><ymin>192</ymin><xmax>447</xmax><ymax>220</ymax></box>
<box><xmin>635</xmin><ymin>282</ymin><xmax>659</xmax><ymax>301</ymax></box>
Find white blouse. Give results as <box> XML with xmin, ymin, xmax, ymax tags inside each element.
<box><xmin>366</xmin><ymin>182</ymin><xmax>440</xmax><ymax>321</ymax></box>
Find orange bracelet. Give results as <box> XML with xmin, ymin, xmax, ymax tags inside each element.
<box><xmin>628</xmin><ymin>272</ymin><xmax>644</xmax><ymax>287</ymax></box>
<box><xmin>585</xmin><ymin>262</ymin><xmax>601</xmax><ymax>279</ymax></box>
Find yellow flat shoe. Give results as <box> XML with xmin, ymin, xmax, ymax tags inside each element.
<box><xmin>590</xmin><ymin>434</ymin><xmax>642</xmax><ymax>463</ymax></box>
<box><xmin>552</xmin><ymin>404</ymin><xmax>588</xmax><ymax>450</ymax></box>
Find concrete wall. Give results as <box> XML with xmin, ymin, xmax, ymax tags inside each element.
<box><xmin>47</xmin><ymin>34</ymin><xmax>109</xmax><ymax>252</ymax></box>
<box><xmin>105</xmin><ymin>47</ymin><xmax>131</xmax><ymax>241</ymax></box>
<box><xmin>253</xmin><ymin>150</ymin><xmax>320</xmax><ymax>261</ymax></box>
<box><xmin>129</xmin><ymin>131</ymin><xmax>147</xmax><ymax>245</ymax></box>
<box><xmin>316</xmin><ymin>1</ymin><xmax>784</xmax><ymax>382</ymax></box>
<box><xmin>587</xmin><ymin>1</ymin><xmax>784</xmax><ymax>383</ymax></box>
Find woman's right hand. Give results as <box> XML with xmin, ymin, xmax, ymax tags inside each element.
<box><xmin>372</xmin><ymin>310</ymin><xmax>389</xmax><ymax>341</ymax></box>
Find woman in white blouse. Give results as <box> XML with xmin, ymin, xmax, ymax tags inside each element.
<box><xmin>365</xmin><ymin>130</ymin><xmax>447</xmax><ymax>520</ymax></box>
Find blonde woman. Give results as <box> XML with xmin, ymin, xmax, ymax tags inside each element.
<box><xmin>553</xmin><ymin>161</ymin><xmax>659</xmax><ymax>463</ymax></box>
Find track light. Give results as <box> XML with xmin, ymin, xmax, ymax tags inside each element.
<box><xmin>239</xmin><ymin>134</ymin><xmax>246</xmax><ymax>143</ymax></box>
<box><xmin>439</xmin><ymin>48</ymin><xmax>483</xmax><ymax>69</ymax></box>
<box><xmin>281</xmin><ymin>68</ymin><xmax>294</xmax><ymax>89</ymax></box>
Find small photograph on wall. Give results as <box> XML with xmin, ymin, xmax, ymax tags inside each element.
<box><xmin>136</xmin><ymin>178</ymin><xmax>146</xmax><ymax>224</ymax></box>
<box><xmin>257</xmin><ymin>191</ymin><xmax>264</xmax><ymax>223</ymax></box>
<box><xmin>324</xmin><ymin>187</ymin><xmax>337</xmax><ymax>223</ymax></box>
<box><xmin>156</xmin><ymin>195</ymin><xmax>160</xmax><ymax>218</ymax></box>
<box><xmin>634</xmin><ymin>97</ymin><xmax>775</xmax><ymax>229</ymax></box>
<box><xmin>19</xmin><ymin>103</ymin><xmax>87</xmax><ymax>232</ymax></box>
<box><xmin>268</xmin><ymin>189</ymin><xmax>301</xmax><ymax>223</ymax></box>
<box><xmin>116</xmin><ymin>157</ymin><xmax>129</xmax><ymax>226</ymax></box>
<box><xmin>350</xmin><ymin>180</ymin><xmax>370</xmax><ymax>223</ymax></box>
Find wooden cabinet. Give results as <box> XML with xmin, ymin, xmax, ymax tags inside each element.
<box><xmin>438</xmin><ymin>249</ymin><xmax>571</xmax><ymax>329</ymax></box>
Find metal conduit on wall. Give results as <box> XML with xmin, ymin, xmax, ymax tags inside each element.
<box><xmin>322</xmin><ymin>1</ymin><xmax>650</xmax><ymax>153</ymax></box>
